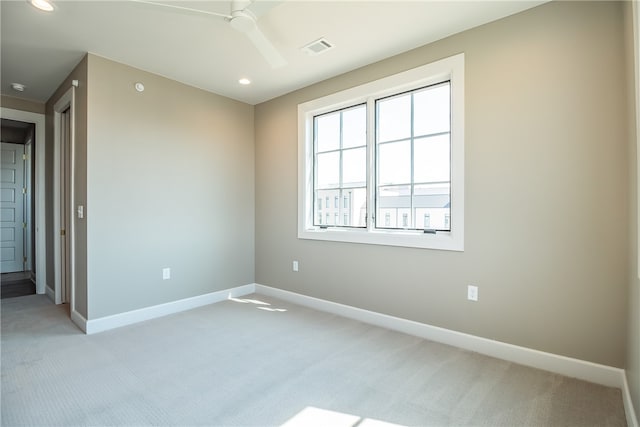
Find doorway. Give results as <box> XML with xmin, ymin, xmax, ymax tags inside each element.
<box><xmin>53</xmin><ymin>87</ymin><xmax>75</xmax><ymax>307</ymax></box>
<box><xmin>0</xmin><ymin>108</ymin><xmax>45</xmax><ymax>296</ymax></box>
<box><xmin>1</xmin><ymin>120</ymin><xmax>36</xmax><ymax>298</ymax></box>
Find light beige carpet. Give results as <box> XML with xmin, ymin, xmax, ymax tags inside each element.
<box><xmin>1</xmin><ymin>293</ymin><xmax>627</xmax><ymax>426</ymax></box>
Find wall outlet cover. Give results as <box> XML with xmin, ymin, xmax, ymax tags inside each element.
<box><xmin>467</xmin><ymin>285</ymin><xmax>478</xmax><ymax>301</ymax></box>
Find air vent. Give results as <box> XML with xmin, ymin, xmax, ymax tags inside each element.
<box><xmin>301</xmin><ymin>38</ymin><xmax>334</xmax><ymax>56</ymax></box>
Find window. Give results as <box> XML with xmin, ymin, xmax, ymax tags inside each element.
<box><xmin>313</xmin><ymin>105</ymin><xmax>367</xmax><ymax>229</ymax></box>
<box><xmin>298</xmin><ymin>54</ymin><xmax>464</xmax><ymax>251</ymax></box>
<box><xmin>376</xmin><ymin>82</ymin><xmax>451</xmax><ymax>231</ymax></box>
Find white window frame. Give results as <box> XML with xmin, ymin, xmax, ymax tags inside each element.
<box><xmin>298</xmin><ymin>53</ymin><xmax>464</xmax><ymax>251</ymax></box>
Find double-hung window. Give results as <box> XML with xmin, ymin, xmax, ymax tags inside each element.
<box><xmin>298</xmin><ymin>54</ymin><xmax>464</xmax><ymax>251</ymax></box>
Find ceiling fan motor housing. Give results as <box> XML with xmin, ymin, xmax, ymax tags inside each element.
<box><xmin>229</xmin><ymin>10</ymin><xmax>256</xmax><ymax>34</ymax></box>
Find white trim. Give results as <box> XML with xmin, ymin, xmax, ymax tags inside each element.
<box><xmin>0</xmin><ymin>108</ymin><xmax>46</xmax><ymax>294</ymax></box>
<box><xmin>70</xmin><ymin>308</ymin><xmax>87</xmax><ymax>333</ymax></box>
<box><xmin>623</xmin><ymin>373</ymin><xmax>640</xmax><ymax>427</ymax></box>
<box><xmin>297</xmin><ymin>53</ymin><xmax>464</xmax><ymax>251</ymax></box>
<box><xmin>53</xmin><ymin>88</ymin><xmax>75</xmax><ymax>307</ymax></box>
<box><xmin>24</xmin><ymin>141</ymin><xmax>32</xmax><ymax>272</ymax></box>
<box><xmin>45</xmin><ymin>285</ymin><xmax>55</xmax><ymax>302</ymax></box>
<box><xmin>254</xmin><ymin>284</ymin><xmax>624</xmax><ymax>388</ymax></box>
<box><xmin>85</xmin><ymin>284</ymin><xmax>256</xmax><ymax>334</ymax></box>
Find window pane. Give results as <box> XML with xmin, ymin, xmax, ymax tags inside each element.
<box><xmin>316</xmin><ymin>152</ymin><xmax>340</xmax><ymax>189</ymax></box>
<box><xmin>316</xmin><ymin>112</ymin><xmax>340</xmax><ymax>152</ymax></box>
<box><xmin>343</xmin><ymin>105</ymin><xmax>366</xmax><ymax>148</ymax></box>
<box><xmin>377</xmin><ymin>185</ymin><xmax>411</xmax><ymax>229</ymax></box>
<box><xmin>414</xmin><ymin>134</ymin><xmax>450</xmax><ymax>184</ymax></box>
<box><xmin>414</xmin><ymin>183</ymin><xmax>450</xmax><ymax>230</ymax></box>
<box><xmin>378</xmin><ymin>141</ymin><xmax>410</xmax><ymax>185</ymax></box>
<box><xmin>343</xmin><ymin>147</ymin><xmax>366</xmax><ymax>187</ymax></box>
<box><xmin>377</xmin><ymin>94</ymin><xmax>411</xmax><ymax>143</ymax></box>
<box><xmin>342</xmin><ymin>187</ymin><xmax>367</xmax><ymax>227</ymax></box>
<box><xmin>414</xmin><ymin>83</ymin><xmax>450</xmax><ymax>136</ymax></box>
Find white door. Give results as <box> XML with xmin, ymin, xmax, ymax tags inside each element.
<box><xmin>0</xmin><ymin>142</ymin><xmax>25</xmax><ymax>273</ymax></box>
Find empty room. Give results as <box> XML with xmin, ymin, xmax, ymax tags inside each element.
<box><xmin>1</xmin><ymin>0</ymin><xmax>639</xmax><ymax>425</ymax></box>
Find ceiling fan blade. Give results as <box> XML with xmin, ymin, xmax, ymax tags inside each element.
<box><xmin>245</xmin><ymin>26</ymin><xmax>287</xmax><ymax>69</ymax></box>
<box><xmin>130</xmin><ymin>0</ymin><xmax>231</xmax><ymax>19</ymax></box>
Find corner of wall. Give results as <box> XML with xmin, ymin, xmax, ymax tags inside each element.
<box><xmin>625</xmin><ymin>0</ymin><xmax>640</xmax><ymax>423</ymax></box>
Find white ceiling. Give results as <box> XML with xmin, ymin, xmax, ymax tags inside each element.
<box><xmin>1</xmin><ymin>0</ymin><xmax>547</xmax><ymax>105</ymax></box>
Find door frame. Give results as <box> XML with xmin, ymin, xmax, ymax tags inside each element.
<box><xmin>25</xmin><ymin>137</ymin><xmax>33</xmax><ymax>273</ymax></box>
<box><xmin>0</xmin><ymin>107</ymin><xmax>45</xmax><ymax>294</ymax></box>
<box><xmin>53</xmin><ymin>87</ymin><xmax>76</xmax><ymax>307</ymax></box>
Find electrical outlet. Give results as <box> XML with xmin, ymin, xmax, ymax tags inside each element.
<box><xmin>162</xmin><ymin>268</ymin><xmax>171</xmax><ymax>280</ymax></box>
<box><xmin>467</xmin><ymin>285</ymin><xmax>478</xmax><ymax>301</ymax></box>
<box><xmin>292</xmin><ymin>261</ymin><xmax>299</xmax><ymax>272</ymax></box>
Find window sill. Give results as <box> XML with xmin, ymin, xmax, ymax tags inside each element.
<box><xmin>298</xmin><ymin>227</ymin><xmax>464</xmax><ymax>251</ymax></box>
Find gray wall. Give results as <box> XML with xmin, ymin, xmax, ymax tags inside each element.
<box><xmin>45</xmin><ymin>55</ymin><xmax>88</xmax><ymax>317</ymax></box>
<box><xmin>1</xmin><ymin>95</ymin><xmax>45</xmax><ymax>114</ymax></box>
<box><xmin>624</xmin><ymin>1</ymin><xmax>640</xmax><ymax>420</ymax></box>
<box><xmin>255</xmin><ymin>1</ymin><xmax>629</xmax><ymax>367</ymax></box>
<box><xmin>85</xmin><ymin>55</ymin><xmax>255</xmax><ymax>319</ymax></box>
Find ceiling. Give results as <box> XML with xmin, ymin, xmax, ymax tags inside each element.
<box><xmin>1</xmin><ymin>0</ymin><xmax>547</xmax><ymax>106</ymax></box>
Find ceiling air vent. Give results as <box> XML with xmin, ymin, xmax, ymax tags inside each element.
<box><xmin>302</xmin><ymin>38</ymin><xmax>334</xmax><ymax>56</ymax></box>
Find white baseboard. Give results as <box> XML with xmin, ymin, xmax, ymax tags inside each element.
<box><xmin>70</xmin><ymin>308</ymin><xmax>87</xmax><ymax>333</ymax></box>
<box><xmin>45</xmin><ymin>286</ymin><xmax>55</xmax><ymax>302</ymax></box>
<box><xmin>85</xmin><ymin>284</ymin><xmax>256</xmax><ymax>335</ymax></box>
<box><xmin>623</xmin><ymin>374</ymin><xmax>639</xmax><ymax>427</ymax></box>
<box><xmin>255</xmin><ymin>284</ymin><xmax>624</xmax><ymax>389</ymax></box>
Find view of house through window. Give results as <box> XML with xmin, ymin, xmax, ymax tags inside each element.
<box><xmin>376</xmin><ymin>82</ymin><xmax>451</xmax><ymax>230</ymax></box>
<box><xmin>313</xmin><ymin>82</ymin><xmax>451</xmax><ymax>231</ymax></box>
<box><xmin>313</xmin><ymin>104</ymin><xmax>367</xmax><ymax>227</ymax></box>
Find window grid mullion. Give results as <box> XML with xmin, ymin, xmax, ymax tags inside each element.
<box><xmin>410</xmin><ymin>92</ymin><xmax>416</xmax><ymax>230</ymax></box>
<box><xmin>339</xmin><ymin>111</ymin><xmax>344</xmax><ymax>226</ymax></box>
<box><xmin>313</xmin><ymin>117</ymin><xmax>319</xmax><ymax>226</ymax></box>
<box><xmin>368</xmin><ymin>97</ymin><xmax>376</xmax><ymax>231</ymax></box>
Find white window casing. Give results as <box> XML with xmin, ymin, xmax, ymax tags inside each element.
<box><xmin>298</xmin><ymin>53</ymin><xmax>464</xmax><ymax>251</ymax></box>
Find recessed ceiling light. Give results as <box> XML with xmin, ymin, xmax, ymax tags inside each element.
<box><xmin>11</xmin><ymin>83</ymin><xmax>26</xmax><ymax>92</ymax></box>
<box><xmin>28</xmin><ymin>0</ymin><xmax>55</xmax><ymax>12</ymax></box>
<box><xmin>238</xmin><ymin>78</ymin><xmax>251</xmax><ymax>85</ymax></box>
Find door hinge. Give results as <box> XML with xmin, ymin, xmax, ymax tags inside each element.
<box><xmin>22</xmin><ymin>222</ymin><xmax>27</xmax><ymax>229</ymax></box>
<box><xmin>23</xmin><ymin>256</ymin><xmax>27</xmax><ymax>263</ymax></box>
<box><xmin>22</xmin><ymin>154</ymin><xmax>27</xmax><ymax>161</ymax></box>
<box><xmin>60</xmin><ymin>229</ymin><xmax>66</xmax><ymax>236</ymax></box>
<box><xmin>22</xmin><ymin>188</ymin><xmax>26</xmax><ymax>194</ymax></box>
